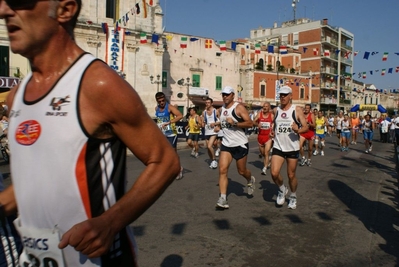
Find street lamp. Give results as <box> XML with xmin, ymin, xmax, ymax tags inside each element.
<box><xmin>150</xmin><ymin>74</ymin><xmax>162</xmax><ymax>92</ymax></box>
<box><xmin>178</xmin><ymin>77</ymin><xmax>193</xmax><ymax>112</ymax></box>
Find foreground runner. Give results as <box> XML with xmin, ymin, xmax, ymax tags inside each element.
<box><xmin>0</xmin><ymin>1</ymin><xmax>180</xmax><ymax>266</ymax></box>
<box><xmin>270</xmin><ymin>86</ymin><xmax>308</xmax><ymax>210</ymax></box>
<box><xmin>253</xmin><ymin>102</ymin><xmax>274</xmax><ymax>175</ymax></box>
<box><xmin>202</xmin><ymin>97</ymin><xmax>219</xmax><ymax>169</ymax></box>
<box><xmin>214</xmin><ymin>86</ymin><xmax>255</xmax><ymax>209</ymax></box>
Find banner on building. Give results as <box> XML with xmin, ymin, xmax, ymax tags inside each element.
<box><xmin>107</xmin><ymin>27</ymin><xmax>124</xmax><ymax>71</ymax></box>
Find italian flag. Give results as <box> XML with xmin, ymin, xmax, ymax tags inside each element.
<box><xmin>255</xmin><ymin>43</ymin><xmax>261</xmax><ymax>54</ymax></box>
<box><xmin>140</xmin><ymin>32</ymin><xmax>147</xmax><ymax>44</ymax></box>
<box><xmin>180</xmin><ymin>36</ymin><xmax>187</xmax><ymax>48</ymax></box>
<box><xmin>382</xmin><ymin>52</ymin><xmax>388</xmax><ymax>61</ymax></box>
<box><xmin>362</xmin><ymin>72</ymin><xmax>367</xmax><ymax>79</ymax></box>
<box><xmin>219</xmin><ymin>41</ymin><xmax>226</xmax><ymax>51</ymax></box>
<box><xmin>381</xmin><ymin>69</ymin><xmax>386</xmax><ymax>76</ymax></box>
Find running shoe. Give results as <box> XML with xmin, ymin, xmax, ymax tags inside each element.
<box><xmin>216</xmin><ymin>197</ymin><xmax>229</xmax><ymax>209</ymax></box>
<box><xmin>191</xmin><ymin>148</ymin><xmax>195</xmax><ymax>156</ymax></box>
<box><xmin>247</xmin><ymin>176</ymin><xmax>256</xmax><ymax>195</ymax></box>
<box><xmin>288</xmin><ymin>196</ymin><xmax>297</xmax><ymax>209</ymax></box>
<box><xmin>276</xmin><ymin>186</ymin><xmax>288</xmax><ymax>205</ymax></box>
<box><xmin>215</xmin><ymin>148</ymin><xmax>220</xmax><ymax>157</ymax></box>
<box><xmin>365</xmin><ymin>149</ymin><xmax>369</xmax><ymax>154</ymax></box>
<box><xmin>320</xmin><ymin>151</ymin><xmax>324</xmax><ymax>156</ymax></box>
<box><xmin>261</xmin><ymin>167</ymin><xmax>267</xmax><ymax>175</ymax></box>
<box><xmin>176</xmin><ymin>166</ymin><xmax>184</xmax><ymax>180</ymax></box>
<box><xmin>194</xmin><ymin>152</ymin><xmax>199</xmax><ymax>158</ymax></box>
<box><xmin>306</xmin><ymin>159</ymin><xmax>311</xmax><ymax>167</ymax></box>
<box><xmin>299</xmin><ymin>157</ymin><xmax>307</xmax><ymax>166</ymax></box>
<box><xmin>345</xmin><ymin>147</ymin><xmax>349</xmax><ymax>152</ymax></box>
<box><xmin>313</xmin><ymin>150</ymin><xmax>318</xmax><ymax>156</ymax></box>
<box><xmin>209</xmin><ymin>160</ymin><xmax>218</xmax><ymax>169</ymax></box>
<box><xmin>354</xmin><ymin>142</ymin><xmax>357</xmax><ymax>145</ymax></box>
<box><xmin>369</xmin><ymin>145</ymin><xmax>372</xmax><ymax>152</ymax></box>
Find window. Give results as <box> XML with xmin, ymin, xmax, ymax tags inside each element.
<box><xmin>162</xmin><ymin>71</ymin><xmax>167</xmax><ymax>88</ymax></box>
<box><xmin>192</xmin><ymin>74</ymin><xmax>200</xmax><ymax>87</ymax></box>
<box><xmin>106</xmin><ymin>0</ymin><xmax>116</xmax><ymax>19</ymax></box>
<box><xmin>260</xmin><ymin>84</ymin><xmax>266</xmax><ymax>97</ymax></box>
<box><xmin>293</xmin><ymin>32</ymin><xmax>299</xmax><ymax>45</ymax></box>
<box><xmin>0</xmin><ymin>46</ymin><xmax>9</xmax><ymax>77</ymax></box>
<box><xmin>216</xmin><ymin>76</ymin><xmax>222</xmax><ymax>90</ymax></box>
<box><xmin>300</xmin><ymin>87</ymin><xmax>304</xmax><ymax>99</ymax></box>
<box><xmin>177</xmin><ymin>106</ymin><xmax>184</xmax><ymax>115</ymax></box>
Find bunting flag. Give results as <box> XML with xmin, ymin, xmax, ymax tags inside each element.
<box><xmin>135</xmin><ymin>3</ymin><xmax>140</xmax><ymax>14</ymax></box>
<box><xmin>354</xmin><ymin>51</ymin><xmax>359</xmax><ymax>56</ymax></box>
<box><xmin>231</xmin><ymin>42</ymin><xmax>237</xmax><ymax>51</ymax></box>
<box><xmin>388</xmin><ymin>68</ymin><xmax>393</xmax><ymax>74</ymax></box>
<box><xmin>180</xmin><ymin>36</ymin><xmax>187</xmax><ymax>48</ymax></box>
<box><xmin>219</xmin><ymin>40</ymin><xmax>226</xmax><ymax>51</ymax></box>
<box><xmin>313</xmin><ymin>48</ymin><xmax>319</xmax><ymax>55</ymax></box>
<box><xmin>165</xmin><ymin>35</ymin><xmax>173</xmax><ymax>41</ymax></box>
<box><xmin>344</xmin><ymin>51</ymin><xmax>351</xmax><ymax>59</ymax></box>
<box><xmin>363</xmin><ymin>51</ymin><xmax>370</xmax><ymax>60</ymax></box>
<box><xmin>151</xmin><ymin>34</ymin><xmax>159</xmax><ymax>44</ymax></box>
<box><xmin>140</xmin><ymin>32</ymin><xmax>147</xmax><ymax>44</ymax></box>
<box><xmin>371</xmin><ymin>51</ymin><xmax>378</xmax><ymax>56</ymax></box>
<box><xmin>396</xmin><ymin>67</ymin><xmax>399</xmax><ymax>73</ymax></box>
<box><xmin>268</xmin><ymin>45</ymin><xmax>274</xmax><ymax>53</ymax></box>
<box><xmin>148</xmin><ymin>0</ymin><xmax>153</xmax><ymax>5</ymax></box>
<box><xmin>381</xmin><ymin>69</ymin><xmax>386</xmax><ymax>76</ymax></box>
<box><xmin>324</xmin><ymin>50</ymin><xmax>330</xmax><ymax>57</ymax></box>
<box><xmin>279</xmin><ymin>45</ymin><xmax>287</xmax><ymax>54</ymax></box>
<box><xmin>255</xmin><ymin>43</ymin><xmax>261</xmax><ymax>54</ymax></box>
<box><xmin>370</xmin><ymin>70</ymin><xmax>373</xmax><ymax>75</ymax></box>
<box><xmin>101</xmin><ymin>23</ymin><xmax>108</xmax><ymax>34</ymax></box>
<box><xmin>142</xmin><ymin>0</ymin><xmax>147</xmax><ymax>18</ymax></box>
<box><xmin>205</xmin><ymin>39</ymin><xmax>212</xmax><ymax>48</ymax></box>
<box><xmin>362</xmin><ymin>72</ymin><xmax>367</xmax><ymax>79</ymax></box>
<box><xmin>335</xmin><ymin>49</ymin><xmax>340</xmax><ymax>55</ymax></box>
<box><xmin>382</xmin><ymin>52</ymin><xmax>388</xmax><ymax>61</ymax></box>
<box><xmin>303</xmin><ymin>47</ymin><xmax>308</xmax><ymax>53</ymax></box>
<box><xmin>190</xmin><ymin>37</ymin><xmax>199</xmax><ymax>42</ymax></box>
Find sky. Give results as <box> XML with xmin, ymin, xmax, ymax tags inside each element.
<box><xmin>159</xmin><ymin>0</ymin><xmax>399</xmax><ymax>91</ymax></box>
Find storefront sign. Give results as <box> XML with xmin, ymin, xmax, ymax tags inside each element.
<box><xmin>0</xmin><ymin>77</ymin><xmax>19</xmax><ymax>88</ymax></box>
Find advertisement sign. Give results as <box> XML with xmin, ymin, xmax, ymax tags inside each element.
<box><xmin>107</xmin><ymin>27</ymin><xmax>124</xmax><ymax>71</ymax></box>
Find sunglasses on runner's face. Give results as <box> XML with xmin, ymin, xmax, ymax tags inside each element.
<box><xmin>279</xmin><ymin>93</ymin><xmax>289</xmax><ymax>98</ymax></box>
<box><xmin>4</xmin><ymin>0</ymin><xmax>49</xmax><ymax>9</ymax></box>
<box><xmin>222</xmin><ymin>93</ymin><xmax>232</xmax><ymax>97</ymax></box>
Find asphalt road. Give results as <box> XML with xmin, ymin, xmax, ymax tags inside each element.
<box><xmin>1</xmin><ymin>133</ymin><xmax>398</xmax><ymax>267</ymax></box>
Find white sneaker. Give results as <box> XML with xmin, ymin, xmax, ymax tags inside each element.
<box><xmin>247</xmin><ymin>176</ymin><xmax>255</xmax><ymax>196</ymax></box>
<box><xmin>216</xmin><ymin>197</ymin><xmax>229</xmax><ymax>209</ymax></box>
<box><xmin>365</xmin><ymin>149</ymin><xmax>369</xmax><ymax>154</ymax></box>
<box><xmin>276</xmin><ymin>186</ymin><xmax>288</xmax><ymax>205</ymax></box>
<box><xmin>288</xmin><ymin>195</ymin><xmax>297</xmax><ymax>209</ymax></box>
<box><xmin>313</xmin><ymin>150</ymin><xmax>318</xmax><ymax>156</ymax></box>
<box><xmin>191</xmin><ymin>148</ymin><xmax>195</xmax><ymax>156</ymax></box>
<box><xmin>320</xmin><ymin>151</ymin><xmax>324</xmax><ymax>156</ymax></box>
<box><xmin>369</xmin><ymin>145</ymin><xmax>372</xmax><ymax>152</ymax></box>
<box><xmin>261</xmin><ymin>167</ymin><xmax>267</xmax><ymax>175</ymax></box>
<box><xmin>299</xmin><ymin>157</ymin><xmax>307</xmax><ymax>166</ymax></box>
<box><xmin>176</xmin><ymin>166</ymin><xmax>183</xmax><ymax>180</ymax></box>
<box><xmin>209</xmin><ymin>160</ymin><xmax>218</xmax><ymax>169</ymax></box>
<box><xmin>194</xmin><ymin>152</ymin><xmax>199</xmax><ymax>158</ymax></box>
<box><xmin>215</xmin><ymin>148</ymin><xmax>220</xmax><ymax>157</ymax></box>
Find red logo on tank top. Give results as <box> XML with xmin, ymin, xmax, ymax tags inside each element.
<box><xmin>281</xmin><ymin>112</ymin><xmax>287</xmax><ymax>118</ymax></box>
<box><xmin>15</xmin><ymin>120</ymin><xmax>41</xmax><ymax>145</ymax></box>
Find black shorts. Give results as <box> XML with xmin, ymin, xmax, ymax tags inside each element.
<box><xmin>187</xmin><ymin>133</ymin><xmax>200</xmax><ymax>141</ymax></box>
<box><xmin>272</xmin><ymin>148</ymin><xmax>299</xmax><ymax>159</ymax></box>
<box><xmin>204</xmin><ymin>134</ymin><xmax>217</xmax><ymax>140</ymax></box>
<box><xmin>221</xmin><ymin>143</ymin><xmax>249</xmax><ymax>160</ymax></box>
<box><xmin>336</xmin><ymin>129</ymin><xmax>342</xmax><ymax>134</ymax></box>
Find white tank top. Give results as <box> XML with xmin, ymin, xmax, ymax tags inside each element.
<box><xmin>220</xmin><ymin>102</ymin><xmax>248</xmax><ymax>147</ymax></box>
<box><xmin>203</xmin><ymin>108</ymin><xmax>218</xmax><ymax>136</ymax></box>
<box><xmin>273</xmin><ymin>105</ymin><xmax>300</xmax><ymax>152</ymax></box>
<box><xmin>336</xmin><ymin>116</ymin><xmax>344</xmax><ymax>129</ymax></box>
<box><xmin>8</xmin><ymin>54</ymin><xmax>137</xmax><ymax>266</ymax></box>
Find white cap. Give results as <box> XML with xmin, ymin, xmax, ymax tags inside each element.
<box><xmin>279</xmin><ymin>86</ymin><xmax>292</xmax><ymax>94</ymax></box>
<box><xmin>221</xmin><ymin>86</ymin><xmax>234</xmax><ymax>94</ymax></box>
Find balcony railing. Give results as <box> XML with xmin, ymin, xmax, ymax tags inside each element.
<box><xmin>320</xmin><ymin>67</ymin><xmax>338</xmax><ymax>74</ymax></box>
<box><xmin>339</xmin><ymin>99</ymin><xmax>351</xmax><ymax>105</ymax></box>
<box><xmin>320</xmin><ymin>98</ymin><xmax>337</xmax><ymax>104</ymax></box>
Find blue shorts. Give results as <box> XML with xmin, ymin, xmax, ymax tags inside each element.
<box><xmin>316</xmin><ymin>133</ymin><xmax>325</xmax><ymax>139</ymax></box>
<box><xmin>166</xmin><ymin>135</ymin><xmax>178</xmax><ymax>148</ymax></box>
<box><xmin>341</xmin><ymin>131</ymin><xmax>351</xmax><ymax>139</ymax></box>
<box><xmin>363</xmin><ymin>131</ymin><xmax>373</xmax><ymax>141</ymax></box>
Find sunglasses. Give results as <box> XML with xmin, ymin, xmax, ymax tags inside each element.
<box><xmin>279</xmin><ymin>93</ymin><xmax>289</xmax><ymax>98</ymax></box>
<box><xmin>222</xmin><ymin>93</ymin><xmax>232</xmax><ymax>97</ymax></box>
<box><xmin>4</xmin><ymin>0</ymin><xmax>49</xmax><ymax>10</ymax></box>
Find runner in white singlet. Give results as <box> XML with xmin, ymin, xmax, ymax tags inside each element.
<box><xmin>270</xmin><ymin>86</ymin><xmax>308</xmax><ymax>210</ymax></box>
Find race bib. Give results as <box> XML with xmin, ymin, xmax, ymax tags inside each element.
<box><xmin>260</xmin><ymin>122</ymin><xmax>270</xmax><ymax>130</ymax></box>
<box><xmin>14</xmin><ymin>218</ymin><xmax>65</xmax><ymax>267</ymax></box>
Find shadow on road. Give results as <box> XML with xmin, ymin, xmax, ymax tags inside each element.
<box><xmin>328</xmin><ymin>179</ymin><xmax>399</xmax><ymax>266</ymax></box>
<box><xmin>160</xmin><ymin>254</ymin><xmax>183</xmax><ymax>267</ymax></box>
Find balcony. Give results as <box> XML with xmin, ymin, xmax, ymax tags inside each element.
<box><xmin>320</xmin><ymin>67</ymin><xmax>337</xmax><ymax>75</ymax></box>
<box><xmin>321</xmin><ymin>36</ymin><xmax>338</xmax><ymax>46</ymax></box>
<box><xmin>339</xmin><ymin>99</ymin><xmax>351</xmax><ymax>105</ymax></box>
<box><xmin>320</xmin><ymin>83</ymin><xmax>337</xmax><ymax>90</ymax></box>
<box><xmin>340</xmin><ymin>58</ymin><xmax>352</xmax><ymax>65</ymax></box>
<box><xmin>320</xmin><ymin>97</ymin><xmax>337</xmax><ymax>104</ymax></box>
